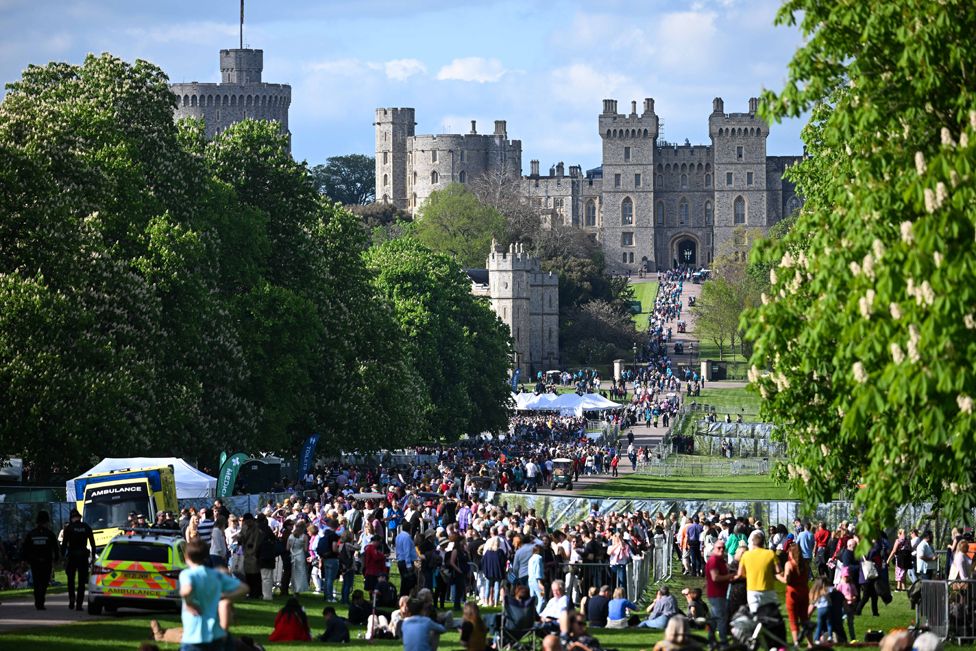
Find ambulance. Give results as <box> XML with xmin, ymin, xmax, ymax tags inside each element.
<box><xmin>88</xmin><ymin>529</ymin><xmax>186</xmax><ymax>615</ymax></box>
<box><xmin>73</xmin><ymin>465</ymin><xmax>179</xmax><ymax>548</ymax></box>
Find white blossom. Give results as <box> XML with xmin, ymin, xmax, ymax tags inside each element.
<box><xmin>820</xmin><ymin>444</ymin><xmax>830</xmax><ymax>456</ymax></box>
<box><xmin>849</xmin><ymin>261</ymin><xmax>861</xmax><ymax>276</ymax></box>
<box><xmin>965</xmin><ymin>314</ymin><xmax>975</xmax><ymax>330</ymax></box>
<box><xmin>858</xmin><ymin>289</ymin><xmax>875</xmax><ymax>319</ymax></box>
<box><xmin>872</xmin><ymin>239</ymin><xmax>885</xmax><ymax>260</ymax></box>
<box><xmin>747</xmin><ymin>365</ymin><xmax>761</xmax><ymax>384</ymax></box>
<box><xmin>936</xmin><ymin>182</ymin><xmax>948</xmax><ymax>208</ymax></box>
<box><xmin>971</xmin><ymin>110</ymin><xmax>976</xmax><ymax>130</ymax></box>
<box><xmin>950</xmin><ymin>170</ymin><xmax>960</xmax><ymax>187</ymax></box>
<box><xmin>919</xmin><ymin>280</ymin><xmax>935</xmax><ymax>306</ymax></box>
<box><xmin>907</xmin><ymin>324</ymin><xmax>921</xmax><ymax>363</ymax></box>
<box><xmin>890</xmin><ymin>342</ymin><xmax>905</xmax><ymax>364</ymax></box>
<box><xmin>889</xmin><ymin>303</ymin><xmax>902</xmax><ymax>320</ymax></box>
<box><xmin>924</xmin><ymin>188</ymin><xmax>937</xmax><ymax>213</ymax></box>
<box><xmin>961</xmin><ymin>132</ymin><xmax>969</xmax><ymax>148</ymax></box>
<box><xmin>934</xmin><ymin>252</ymin><xmax>943</xmax><ymax>268</ymax></box>
<box><xmin>915</xmin><ymin>151</ymin><xmax>927</xmax><ymax>175</ymax></box>
<box><xmin>769</xmin><ymin>269</ymin><xmax>778</xmax><ymax>285</ymax></box>
<box><xmin>852</xmin><ymin>361</ymin><xmax>868</xmax><ymax>384</ymax></box>
<box><xmin>761</xmin><ymin>292</ymin><xmax>769</xmax><ymax>305</ymax></box>
<box><xmin>900</xmin><ymin>221</ymin><xmax>914</xmax><ymax>244</ymax></box>
<box><xmin>958</xmin><ymin>394</ymin><xmax>974</xmax><ymax>415</ymax></box>
<box><xmin>862</xmin><ymin>253</ymin><xmax>875</xmax><ymax>279</ymax></box>
<box><xmin>941</xmin><ymin>127</ymin><xmax>955</xmax><ymax>147</ymax></box>
<box><xmin>780</xmin><ymin>252</ymin><xmax>795</xmax><ymax>268</ymax></box>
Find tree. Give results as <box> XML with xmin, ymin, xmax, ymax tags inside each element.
<box><xmin>693</xmin><ymin>277</ymin><xmax>740</xmax><ymax>360</ymax></box>
<box><xmin>346</xmin><ymin>202</ymin><xmax>413</xmax><ymax>245</ymax></box>
<box><xmin>311</xmin><ymin>154</ymin><xmax>375</xmax><ymax>205</ymax></box>
<box><xmin>469</xmin><ymin>168</ymin><xmax>542</xmax><ymax>245</ymax></box>
<box><xmin>413</xmin><ymin>183</ymin><xmax>507</xmax><ymax>268</ymax></box>
<box><xmin>366</xmin><ymin>237</ymin><xmax>511</xmax><ymax>441</ymax></box>
<box><xmin>744</xmin><ymin>0</ymin><xmax>976</xmax><ymax>535</ymax></box>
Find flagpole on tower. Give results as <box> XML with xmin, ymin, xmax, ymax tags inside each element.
<box><xmin>239</xmin><ymin>0</ymin><xmax>244</xmax><ymax>49</ymax></box>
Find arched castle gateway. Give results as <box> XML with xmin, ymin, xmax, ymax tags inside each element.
<box><xmin>171</xmin><ymin>48</ymin><xmax>291</xmax><ymax>149</ymax></box>
<box><xmin>376</xmin><ymin>97</ymin><xmax>803</xmax><ymax>272</ymax></box>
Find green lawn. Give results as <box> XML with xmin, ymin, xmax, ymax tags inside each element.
<box><xmin>697</xmin><ymin>340</ymin><xmax>748</xmax><ymax>363</ymax></box>
<box><xmin>581</xmin><ymin>473</ymin><xmax>790</xmax><ymax>501</ymax></box>
<box><xmin>630</xmin><ymin>281</ymin><xmax>659</xmax><ymax>331</ymax></box>
<box><xmin>689</xmin><ymin>386</ymin><xmax>761</xmax><ymax>415</ymax></box>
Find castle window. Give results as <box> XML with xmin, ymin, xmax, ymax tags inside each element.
<box><xmin>621</xmin><ymin>232</ymin><xmax>634</xmax><ymax>247</ymax></box>
<box><xmin>431</xmin><ymin>170</ymin><xmax>439</xmax><ymax>184</ymax></box>
<box><xmin>460</xmin><ymin>150</ymin><xmax>465</xmax><ymax>163</ymax></box>
<box><xmin>621</xmin><ymin>197</ymin><xmax>633</xmax><ymax>225</ymax></box>
<box><xmin>705</xmin><ymin>200</ymin><xmax>713</xmax><ymax>225</ymax></box>
<box><xmin>737</xmin><ymin>146</ymin><xmax>743</xmax><ymax>160</ymax></box>
<box><xmin>585</xmin><ymin>200</ymin><xmax>596</xmax><ymax>227</ymax></box>
<box><xmin>734</xmin><ymin>196</ymin><xmax>746</xmax><ymax>224</ymax></box>
<box><xmin>383</xmin><ymin>152</ymin><xmax>389</xmax><ymax>165</ymax></box>
<box><xmin>622</xmin><ymin>253</ymin><xmax>628</xmax><ymax>263</ymax></box>
<box><xmin>624</xmin><ymin>146</ymin><xmax>631</xmax><ymax>161</ymax></box>
<box><xmin>656</xmin><ymin>174</ymin><xmax>663</xmax><ymax>188</ymax></box>
<box><xmin>787</xmin><ymin>195</ymin><xmax>802</xmax><ymax>215</ymax></box>
<box><xmin>747</xmin><ymin>171</ymin><xmax>754</xmax><ymax>186</ymax></box>
<box><xmin>383</xmin><ymin>174</ymin><xmax>389</xmax><ymax>187</ymax></box>
<box><xmin>679</xmin><ymin>198</ymin><xmax>689</xmax><ymax>225</ymax></box>
<box><xmin>705</xmin><ymin>173</ymin><xmax>711</xmax><ymax>187</ymax></box>
<box><xmin>680</xmin><ymin>173</ymin><xmax>688</xmax><ymax>189</ymax></box>
<box><xmin>635</xmin><ymin>173</ymin><xmax>642</xmax><ymax>188</ymax></box>
<box><xmin>431</xmin><ymin>150</ymin><xmax>438</xmax><ymax>163</ymax></box>
<box><xmin>655</xmin><ymin>201</ymin><xmax>664</xmax><ymax>225</ymax></box>
<box><xmin>726</xmin><ymin>172</ymin><xmax>733</xmax><ymax>187</ymax></box>
<box><xmin>459</xmin><ymin>170</ymin><xmax>466</xmax><ymax>183</ymax></box>
<box><xmin>413</xmin><ymin>171</ymin><xmax>417</xmax><ymax>185</ymax></box>
<box><xmin>614</xmin><ymin>173</ymin><xmax>621</xmax><ymax>188</ymax></box>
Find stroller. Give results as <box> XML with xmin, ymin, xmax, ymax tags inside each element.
<box><xmin>730</xmin><ymin>604</ymin><xmax>789</xmax><ymax>651</ymax></box>
<box><xmin>492</xmin><ymin>595</ymin><xmax>539</xmax><ymax>651</ymax></box>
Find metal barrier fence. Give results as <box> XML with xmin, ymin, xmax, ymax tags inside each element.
<box><xmin>917</xmin><ymin>579</ymin><xmax>976</xmax><ymax>644</ymax></box>
<box><xmin>638</xmin><ymin>457</ymin><xmax>770</xmax><ymax>477</ymax></box>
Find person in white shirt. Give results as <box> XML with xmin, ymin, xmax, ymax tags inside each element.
<box><xmin>915</xmin><ymin>530</ymin><xmax>937</xmax><ymax>580</ymax></box>
<box><xmin>539</xmin><ymin>580</ymin><xmax>570</xmax><ymax>620</ymax></box>
<box><xmin>524</xmin><ymin>461</ymin><xmax>539</xmax><ymax>492</ymax></box>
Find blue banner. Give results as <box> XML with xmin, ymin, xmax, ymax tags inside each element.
<box><xmin>510</xmin><ymin>368</ymin><xmax>521</xmax><ymax>392</ymax></box>
<box><xmin>298</xmin><ymin>433</ymin><xmax>320</xmax><ymax>481</ymax></box>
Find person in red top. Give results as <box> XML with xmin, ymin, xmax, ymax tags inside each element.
<box><xmin>269</xmin><ymin>596</ymin><xmax>313</xmax><ymax>641</ymax></box>
<box><xmin>362</xmin><ymin>534</ymin><xmax>388</xmax><ymax>593</ymax></box>
<box><xmin>705</xmin><ymin>538</ymin><xmax>733</xmax><ymax>645</ymax></box>
<box><xmin>814</xmin><ymin>521</ymin><xmax>831</xmax><ymax>577</ymax></box>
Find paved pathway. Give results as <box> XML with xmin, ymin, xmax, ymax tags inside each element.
<box><xmin>0</xmin><ymin>591</ymin><xmax>107</xmax><ymax>632</ymax></box>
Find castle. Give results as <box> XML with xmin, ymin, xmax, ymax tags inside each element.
<box><xmin>469</xmin><ymin>243</ymin><xmax>559</xmax><ymax>376</ymax></box>
<box><xmin>376</xmin><ymin>97</ymin><xmax>802</xmax><ymax>272</ymax></box>
<box><xmin>171</xmin><ymin>48</ymin><xmax>291</xmax><ymax>147</ymax></box>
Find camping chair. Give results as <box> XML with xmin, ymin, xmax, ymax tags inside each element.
<box><xmin>493</xmin><ymin>596</ymin><xmax>539</xmax><ymax>651</ymax></box>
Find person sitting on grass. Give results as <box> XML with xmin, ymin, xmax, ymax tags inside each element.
<box><xmin>318</xmin><ymin>605</ymin><xmax>350</xmax><ymax>643</ymax></box>
<box><xmin>402</xmin><ymin>597</ymin><xmax>447</xmax><ymax>651</ymax></box>
<box><xmin>681</xmin><ymin>587</ymin><xmax>709</xmax><ymax>628</ymax></box>
<box><xmin>268</xmin><ymin>596</ymin><xmax>311</xmax><ymax>642</ymax></box>
<box><xmin>606</xmin><ymin>586</ymin><xmax>638</xmax><ymax>629</ymax></box>
<box><xmin>639</xmin><ymin>585</ymin><xmax>681</xmax><ymax>629</ymax></box>
<box><xmin>346</xmin><ymin>589</ymin><xmax>371</xmax><ymax>626</ymax></box>
<box><xmin>652</xmin><ymin>615</ymin><xmax>703</xmax><ymax>651</ymax></box>
<box><xmin>459</xmin><ymin>602</ymin><xmax>488</xmax><ymax>651</ymax></box>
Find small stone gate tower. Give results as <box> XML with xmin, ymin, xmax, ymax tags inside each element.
<box><xmin>374</xmin><ymin>108</ymin><xmax>415</xmax><ymax>208</ymax></box>
<box><xmin>486</xmin><ymin>241</ymin><xmax>559</xmax><ymax>376</ymax></box>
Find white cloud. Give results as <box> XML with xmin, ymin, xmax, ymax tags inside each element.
<box><xmin>655</xmin><ymin>11</ymin><xmax>718</xmax><ymax>71</ymax></box>
<box><xmin>549</xmin><ymin>64</ymin><xmax>642</xmax><ymax>109</ymax></box>
<box><xmin>385</xmin><ymin>58</ymin><xmax>426</xmax><ymax>81</ymax></box>
<box><xmin>305</xmin><ymin>58</ymin><xmax>373</xmax><ymax>77</ymax></box>
<box><xmin>436</xmin><ymin>57</ymin><xmax>506</xmax><ymax>83</ymax></box>
<box><xmin>123</xmin><ymin>21</ymin><xmax>238</xmax><ymax>44</ymax></box>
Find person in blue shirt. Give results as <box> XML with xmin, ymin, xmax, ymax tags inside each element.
<box><xmin>402</xmin><ymin>597</ymin><xmax>447</xmax><ymax>651</ymax></box>
<box><xmin>178</xmin><ymin>538</ymin><xmax>249</xmax><ymax>651</ymax></box>
<box><xmin>395</xmin><ymin>527</ymin><xmax>418</xmax><ymax>596</ymax></box>
<box><xmin>796</xmin><ymin>521</ymin><xmax>815</xmax><ymax>563</ymax></box>
<box><xmin>607</xmin><ymin>587</ymin><xmax>639</xmax><ymax>628</ymax></box>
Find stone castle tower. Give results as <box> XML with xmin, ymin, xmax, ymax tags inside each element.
<box><xmin>170</xmin><ymin>48</ymin><xmax>291</xmax><ymax>147</ymax></box>
<box><xmin>485</xmin><ymin>241</ymin><xmax>559</xmax><ymax>376</ymax></box>
<box><xmin>375</xmin><ymin>112</ymin><xmax>522</xmax><ymax>212</ymax></box>
<box><xmin>375</xmin><ymin>97</ymin><xmax>802</xmax><ymax>272</ymax></box>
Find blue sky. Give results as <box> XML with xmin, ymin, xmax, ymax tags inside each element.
<box><xmin>0</xmin><ymin>0</ymin><xmax>806</xmax><ymax>169</ymax></box>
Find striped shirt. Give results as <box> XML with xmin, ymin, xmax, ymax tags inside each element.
<box><xmin>196</xmin><ymin>518</ymin><xmax>214</xmax><ymax>544</ymax></box>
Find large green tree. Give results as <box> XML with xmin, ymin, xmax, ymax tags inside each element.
<box><xmin>311</xmin><ymin>154</ymin><xmax>375</xmax><ymax>205</ymax></box>
<box><xmin>367</xmin><ymin>237</ymin><xmax>511</xmax><ymax>441</ymax></box>
<box><xmin>745</xmin><ymin>0</ymin><xmax>976</xmax><ymax>533</ymax></box>
<box><xmin>414</xmin><ymin>184</ymin><xmax>507</xmax><ymax>268</ymax></box>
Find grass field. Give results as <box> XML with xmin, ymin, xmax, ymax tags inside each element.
<box><xmin>630</xmin><ymin>281</ymin><xmax>659</xmax><ymax>331</ymax></box>
<box><xmin>581</xmin><ymin>473</ymin><xmax>790</xmax><ymax>501</ymax></box>
<box><xmin>689</xmin><ymin>387</ymin><xmax>762</xmax><ymax>416</ymax></box>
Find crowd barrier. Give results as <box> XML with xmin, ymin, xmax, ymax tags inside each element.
<box><xmin>0</xmin><ymin>492</ymin><xmax>297</xmax><ymax>543</ymax></box>
<box><xmin>638</xmin><ymin>457</ymin><xmax>770</xmax><ymax>477</ymax></box>
<box><xmin>487</xmin><ymin>492</ymin><xmax>972</xmax><ymax>545</ymax></box>
<box><xmin>917</xmin><ymin>579</ymin><xmax>976</xmax><ymax>644</ymax></box>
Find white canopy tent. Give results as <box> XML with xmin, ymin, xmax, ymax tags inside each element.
<box><xmin>511</xmin><ymin>392</ymin><xmax>623</xmax><ymax>416</ymax></box>
<box><xmin>66</xmin><ymin>457</ymin><xmax>217</xmax><ymax>500</ymax></box>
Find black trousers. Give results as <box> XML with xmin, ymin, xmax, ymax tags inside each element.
<box><xmin>65</xmin><ymin>552</ymin><xmax>91</xmax><ymax>608</ymax></box>
<box><xmin>398</xmin><ymin>560</ymin><xmax>417</xmax><ymax>597</ymax></box>
<box><xmin>245</xmin><ymin>572</ymin><xmax>262</xmax><ymax>598</ymax></box>
<box><xmin>29</xmin><ymin>561</ymin><xmax>52</xmax><ymax>609</ymax></box>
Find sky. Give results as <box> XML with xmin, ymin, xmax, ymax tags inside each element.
<box><xmin>0</xmin><ymin>0</ymin><xmax>806</xmax><ymax>169</ymax></box>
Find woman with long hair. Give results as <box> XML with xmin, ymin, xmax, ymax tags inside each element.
<box><xmin>460</xmin><ymin>602</ymin><xmax>487</xmax><ymax>651</ymax></box>
<box><xmin>480</xmin><ymin>535</ymin><xmax>505</xmax><ymax>607</ymax></box>
<box><xmin>778</xmin><ymin>541</ymin><xmax>810</xmax><ymax>647</ymax></box>
<box><xmin>288</xmin><ymin>521</ymin><xmax>309</xmax><ymax>594</ymax></box>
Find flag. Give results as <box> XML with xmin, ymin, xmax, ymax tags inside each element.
<box><xmin>217</xmin><ymin>453</ymin><xmax>249</xmax><ymax>498</ymax></box>
<box><xmin>298</xmin><ymin>433</ymin><xmax>320</xmax><ymax>482</ymax></box>
<box><xmin>219</xmin><ymin>451</ymin><xmax>227</xmax><ymax>469</ymax></box>
<box><xmin>510</xmin><ymin>368</ymin><xmax>521</xmax><ymax>392</ymax></box>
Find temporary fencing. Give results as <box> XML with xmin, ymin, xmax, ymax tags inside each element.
<box><xmin>917</xmin><ymin>579</ymin><xmax>976</xmax><ymax>644</ymax></box>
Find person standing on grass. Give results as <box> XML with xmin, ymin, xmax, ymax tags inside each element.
<box><xmin>705</xmin><ymin>538</ymin><xmax>732</xmax><ymax>646</ymax></box>
<box><xmin>178</xmin><ymin>538</ymin><xmax>248</xmax><ymax>651</ymax></box>
<box><xmin>61</xmin><ymin>508</ymin><xmax>96</xmax><ymax>611</ymax></box>
<box><xmin>736</xmin><ymin>530</ymin><xmax>781</xmax><ymax>614</ymax></box>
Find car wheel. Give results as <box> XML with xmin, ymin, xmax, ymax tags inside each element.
<box><xmin>88</xmin><ymin>600</ymin><xmax>102</xmax><ymax>616</ymax></box>
<box><xmin>568</xmin><ymin>482</ymin><xmax>573</xmax><ymax>490</ymax></box>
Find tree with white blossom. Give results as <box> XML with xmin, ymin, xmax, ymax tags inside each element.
<box><xmin>746</xmin><ymin>0</ymin><xmax>976</xmax><ymax>534</ymax></box>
